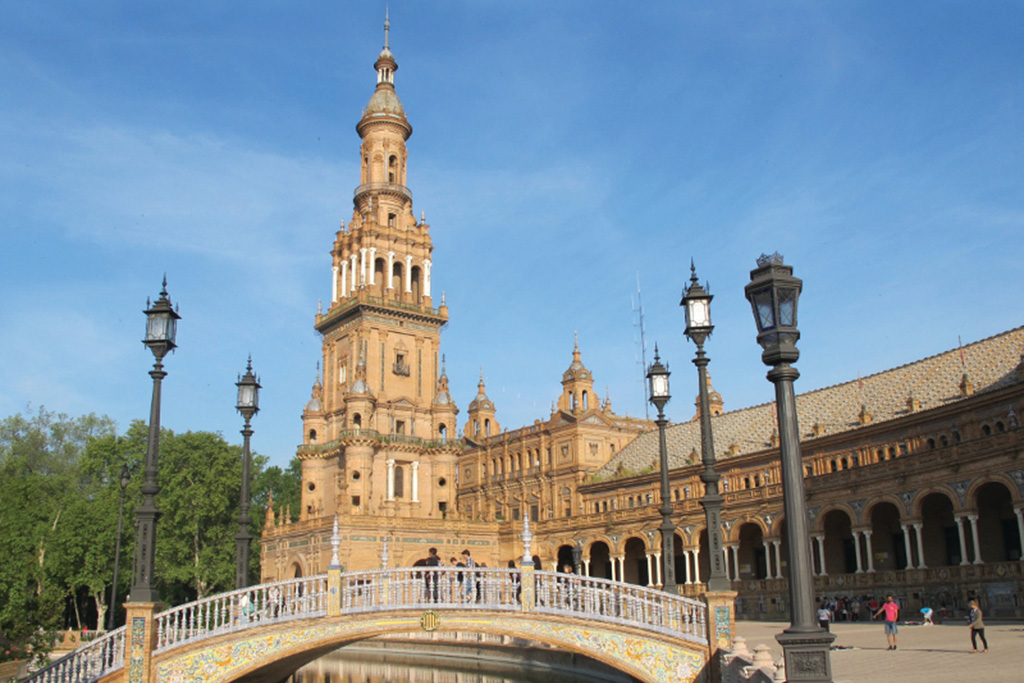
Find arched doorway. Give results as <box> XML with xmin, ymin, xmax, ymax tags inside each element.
<box><xmin>822</xmin><ymin>510</ymin><xmax>855</xmax><ymax>574</ymax></box>
<box><xmin>623</xmin><ymin>537</ymin><xmax>649</xmax><ymax>586</ymax></box>
<box><xmin>556</xmin><ymin>544</ymin><xmax>575</xmax><ymax>573</ymax></box>
<box><xmin>920</xmin><ymin>492</ymin><xmax>957</xmax><ymax>566</ymax></box>
<box><xmin>736</xmin><ymin>522</ymin><xmax>768</xmax><ymax>579</ymax></box>
<box><xmin>587</xmin><ymin>541</ymin><xmax>612</xmax><ymax>579</ymax></box>
<box><xmin>975</xmin><ymin>481</ymin><xmax>1020</xmax><ymax>562</ymax></box>
<box><xmin>869</xmin><ymin>502</ymin><xmax>905</xmax><ymax>571</ymax></box>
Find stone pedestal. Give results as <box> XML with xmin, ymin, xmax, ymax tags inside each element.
<box><xmin>775</xmin><ymin>628</ymin><xmax>835</xmax><ymax>683</ymax></box>
<box><xmin>123</xmin><ymin>602</ymin><xmax>163</xmax><ymax>683</ymax></box>
<box><xmin>328</xmin><ymin>565</ymin><xmax>342</xmax><ymax>616</ymax></box>
<box><xmin>702</xmin><ymin>589</ymin><xmax>737</xmax><ymax>682</ymax></box>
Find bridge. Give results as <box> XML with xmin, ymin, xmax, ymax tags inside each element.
<box><xmin>27</xmin><ymin>565</ymin><xmax>717</xmax><ymax>683</ymax></box>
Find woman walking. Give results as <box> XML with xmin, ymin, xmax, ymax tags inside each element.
<box><xmin>967</xmin><ymin>599</ymin><xmax>988</xmax><ymax>653</ymax></box>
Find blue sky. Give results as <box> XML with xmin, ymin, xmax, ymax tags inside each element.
<box><xmin>1</xmin><ymin>2</ymin><xmax>1021</xmax><ymax>468</ymax></box>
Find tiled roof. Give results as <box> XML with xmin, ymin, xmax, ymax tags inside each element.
<box><xmin>596</xmin><ymin>326</ymin><xmax>1024</xmax><ymax>477</ymax></box>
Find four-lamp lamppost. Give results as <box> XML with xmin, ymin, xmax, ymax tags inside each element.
<box><xmin>744</xmin><ymin>253</ymin><xmax>834</xmax><ymax>683</ymax></box>
<box><xmin>107</xmin><ymin>461</ymin><xmax>131</xmax><ymax>630</ymax></box>
<box><xmin>235</xmin><ymin>357</ymin><xmax>261</xmax><ymax>589</ymax></box>
<box><xmin>681</xmin><ymin>261</ymin><xmax>731</xmax><ymax>592</ymax></box>
<box><xmin>130</xmin><ymin>278</ymin><xmax>180</xmax><ymax>604</ymax></box>
<box><xmin>646</xmin><ymin>348</ymin><xmax>676</xmax><ymax>594</ymax></box>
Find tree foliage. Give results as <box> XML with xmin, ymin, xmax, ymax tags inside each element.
<box><xmin>0</xmin><ymin>407</ymin><xmax>302</xmax><ymax>659</ymax></box>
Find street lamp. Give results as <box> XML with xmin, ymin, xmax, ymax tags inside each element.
<box><xmin>130</xmin><ymin>278</ymin><xmax>180</xmax><ymax>604</ymax></box>
<box><xmin>107</xmin><ymin>462</ymin><xmax>131</xmax><ymax>631</ymax></box>
<box><xmin>681</xmin><ymin>261</ymin><xmax>730</xmax><ymax>592</ymax></box>
<box><xmin>646</xmin><ymin>347</ymin><xmax>676</xmax><ymax>594</ymax></box>
<box><xmin>744</xmin><ymin>253</ymin><xmax>834</xmax><ymax>683</ymax></box>
<box><xmin>235</xmin><ymin>356</ymin><xmax>261</xmax><ymax>589</ymax></box>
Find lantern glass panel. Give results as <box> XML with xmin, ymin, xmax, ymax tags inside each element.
<box><xmin>650</xmin><ymin>374</ymin><xmax>670</xmax><ymax>399</ymax></box>
<box><xmin>686</xmin><ymin>298</ymin><xmax>710</xmax><ymax>328</ymax></box>
<box><xmin>751</xmin><ymin>287</ymin><xmax>775</xmax><ymax>332</ymax></box>
<box><xmin>778</xmin><ymin>287</ymin><xmax>798</xmax><ymax>327</ymax></box>
<box><xmin>146</xmin><ymin>312</ymin><xmax>172</xmax><ymax>343</ymax></box>
<box><xmin>238</xmin><ymin>384</ymin><xmax>257</xmax><ymax>409</ymax></box>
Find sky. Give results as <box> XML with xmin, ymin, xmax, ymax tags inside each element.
<box><xmin>1</xmin><ymin>2</ymin><xmax>1021</xmax><ymax>469</ymax></box>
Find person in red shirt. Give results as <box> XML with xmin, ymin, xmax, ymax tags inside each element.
<box><xmin>873</xmin><ymin>595</ymin><xmax>900</xmax><ymax>650</ymax></box>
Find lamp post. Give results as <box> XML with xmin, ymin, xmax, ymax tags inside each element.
<box><xmin>130</xmin><ymin>278</ymin><xmax>180</xmax><ymax>604</ymax></box>
<box><xmin>744</xmin><ymin>253</ymin><xmax>833</xmax><ymax>682</ymax></box>
<box><xmin>646</xmin><ymin>348</ymin><xmax>676</xmax><ymax>594</ymax></box>
<box><xmin>107</xmin><ymin>462</ymin><xmax>131</xmax><ymax>631</ymax></box>
<box><xmin>235</xmin><ymin>357</ymin><xmax>261</xmax><ymax>589</ymax></box>
<box><xmin>681</xmin><ymin>261</ymin><xmax>731</xmax><ymax>592</ymax></box>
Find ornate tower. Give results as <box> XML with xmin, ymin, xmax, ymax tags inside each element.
<box><xmin>557</xmin><ymin>335</ymin><xmax>597</xmax><ymax>415</ymax></box>
<box><xmin>298</xmin><ymin>15</ymin><xmax>458</xmax><ymax>526</ymax></box>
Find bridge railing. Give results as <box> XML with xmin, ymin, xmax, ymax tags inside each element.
<box><xmin>154</xmin><ymin>575</ymin><xmax>328</xmax><ymax>653</ymax></box>
<box><xmin>21</xmin><ymin>626</ymin><xmax>126</xmax><ymax>683</ymax></box>
<box><xmin>339</xmin><ymin>566</ymin><xmax>523</xmax><ymax>613</ymax></box>
<box><xmin>534</xmin><ymin>572</ymin><xmax>706</xmax><ymax>643</ymax></box>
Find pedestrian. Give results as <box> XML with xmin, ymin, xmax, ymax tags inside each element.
<box><xmin>967</xmin><ymin>599</ymin><xmax>988</xmax><ymax>653</ymax></box>
<box><xmin>425</xmin><ymin>547</ymin><xmax>442</xmax><ymax>602</ymax></box>
<box><xmin>873</xmin><ymin>595</ymin><xmax>900</xmax><ymax>650</ymax></box>
<box><xmin>920</xmin><ymin>606</ymin><xmax>933</xmax><ymax>625</ymax></box>
<box><xmin>461</xmin><ymin>549</ymin><xmax>476</xmax><ymax>601</ymax></box>
<box><xmin>817</xmin><ymin>603</ymin><xmax>832</xmax><ymax>632</ymax></box>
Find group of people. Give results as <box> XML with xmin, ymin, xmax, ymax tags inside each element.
<box><xmin>817</xmin><ymin>593</ymin><xmax>990</xmax><ymax>654</ymax></box>
<box><xmin>416</xmin><ymin>547</ymin><xmax>482</xmax><ymax>603</ymax></box>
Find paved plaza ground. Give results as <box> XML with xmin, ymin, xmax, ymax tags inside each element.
<box><xmin>735</xmin><ymin>619</ymin><xmax>1024</xmax><ymax>682</ymax></box>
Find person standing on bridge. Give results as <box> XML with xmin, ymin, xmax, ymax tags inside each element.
<box><xmin>424</xmin><ymin>548</ymin><xmax>442</xmax><ymax>602</ymax></box>
<box><xmin>461</xmin><ymin>549</ymin><xmax>476</xmax><ymax>602</ymax></box>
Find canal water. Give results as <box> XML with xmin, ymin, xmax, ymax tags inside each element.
<box><xmin>288</xmin><ymin>638</ymin><xmax>638</xmax><ymax>683</ymax></box>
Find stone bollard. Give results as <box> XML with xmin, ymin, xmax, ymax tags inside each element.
<box><xmin>731</xmin><ymin>636</ymin><xmax>750</xmax><ymax>657</ymax></box>
<box><xmin>752</xmin><ymin>644</ymin><xmax>775</xmax><ymax>670</ymax></box>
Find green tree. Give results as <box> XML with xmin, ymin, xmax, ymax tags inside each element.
<box><xmin>0</xmin><ymin>407</ymin><xmax>116</xmax><ymax>661</ymax></box>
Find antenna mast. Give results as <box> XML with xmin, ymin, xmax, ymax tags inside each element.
<box><xmin>632</xmin><ymin>272</ymin><xmax>650</xmax><ymax>419</ymax></box>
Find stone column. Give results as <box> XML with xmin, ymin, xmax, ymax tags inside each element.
<box><xmin>762</xmin><ymin>540</ymin><xmax>773</xmax><ymax>579</ymax></box>
<box><xmin>368</xmin><ymin>247</ymin><xmax>377</xmax><ymax>285</ymax></box>
<box><xmin>123</xmin><ymin>602</ymin><xmax>163</xmax><ymax>683</ymax></box>
<box><xmin>583</xmin><ymin>559</ymin><xmax>591</xmax><ymax>576</ymax></box>
<box><xmin>772</xmin><ymin>540</ymin><xmax>783</xmax><ymax>579</ymax></box>
<box><xmin>359</xmin><ymin>248</ymin><xmax>367</xmax><ymax>287</ymax></box>
<box><xmin>340</xmin><ymin>262</ymin><xmax>348</xmax><ymax>300</ymax></box>
<box><xmin>814</xmin><ymin>535</ymin><xmax>827</xmax><ymax>576</ymax></box>
<box><xmin>411</xmin><ymin>461</ymin><xmax>420</xmax><ymax>503</ymax></box>
<box><xmin>955</xmin><ymin>516</ymin><xmax>970</xmax><ymax>565</ymax></box>
<box><xmin>424</xmin><ymin>259</ymin><xmax>432</xmax><ymax>298</ymax></box>
<box><xmin>1015</xmin><ymin>509</ymin><xmax>1024</xmax><ymax>561</ymax></box>
<box><xmin>349</xmin><ymin>254</ymin><xmax>358</xmax><ymax>294</ymax></box>
<box><xmin>863</xmin><ymin>530</ymin><xmax>875</xmax><ymax>572</ymax></box>
<box><xmin>852</xmin><ymin>530</ymin><xmax>863</xmax><ymax>573</ymax></box>
<box><xmin>646</xmin><ymin>553</ymin><xmax>655</xmax><ymax>587</ymax></box>
<box><xmin>386</xmin><ymin>251</ymin><xmax>395</xmax><ymax>290</ymax></box>
<box><xmin>968</xmin><ymin>514</ymin><xmax>983</xmax><ymax>565</ymax></box>
<box><xmin>721</xmin><ymin>547</ymin><xmax>730</xmax><ymax>581</ymax></box>
<box><xmin>702</xmin><ymin>588</ymin><xmax>739</xmax><ymax>683</ymax></box>
<box><xmin>617</xmin><ymin>556</ymin><xmax>625</xmax><ymax>583</ymax></box>
<box><xmin>901</xmin><ymin>525</ymin><xmax>915</xmax><ymax>569</ymax></box>
<box><xmin>386</xmin><ymin>459</ymin><xmax>395</xmax><ymax>501</ymax></box>
<box><xmin>683</xmin><ymin>549</ymin><xmax>692</xmax><ymax>584</ymax></box>
<box><xmin>730</xmin><ymin>545</ymin><xmax>740</xmax><ymax>581</ymax></box>
<box><xmin>913</xmin><ymin>523</ymin><xmax>927</xmax><ymax>569</ymax></box>
<box><xmin>331</xmin><ymin>265</ymin><xmax>339</xmax><ymax>303</ymax></box>
<box><xmin>404</xmin><ymin>254</ymin><xmax>413</xmax><ymax>293</ymax></box>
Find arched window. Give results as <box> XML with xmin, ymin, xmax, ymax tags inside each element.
<box><xmin>982</xmin><ymin>424</ymin><xmax>992</xmax><ymax>436</ymax></box>
<box><xmin>308</xmin><ymin>429</ymin><xmax>317</xmax><ymax>443</ymax></box>
<box><xmin>474</xmin><ymin>420</ymin><xmax>480</xmax><ymax>436</ymax></box>
<box><xmin>927</xmin><ymin>437</ymin><xmax>936</xmax><ymax>449</ymax></box>
<box><xmin>485</xmin><ymin>418</ymin><xmax>491</xmax><ymax>434</ymax></box>
<box><xmin>392</xmin><ymin>262</ymin><xmax>403</xmax><ymax>291</ymax></box>
<box><xmin>439</xmin><ymin>424</ymin><xmax>447</xmax><ymax>443</ymax></box>
<box><xmin>582</xmin><ymin>391</ymin><xmax>589</xmax><ymax>410</ymax></box>
<box><xmin>353</xmin><ymin>413</ymin><xmax>362</xmax><ymax>428</ymax></box>
<box><xmin>388</xmin><ymin>155</ymin><xmax>397</xmax><ymax>183</ymax></box>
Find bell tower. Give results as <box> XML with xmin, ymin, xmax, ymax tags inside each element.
<box><xmin>298</xmin><ymin>14</ymin><xmax>458</xmax><ymax>526</ymax></box>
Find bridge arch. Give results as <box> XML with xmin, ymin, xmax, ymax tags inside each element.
<box><xmin>152</xmin><ymin>608</ymin><xmax>706</xmax><ymax>683</ymax></box>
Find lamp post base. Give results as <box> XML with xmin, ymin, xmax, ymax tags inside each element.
<box><xmin>776</xmin><ymin>628</ymin><xmax>836</xmax><ymax>683</ymax></box>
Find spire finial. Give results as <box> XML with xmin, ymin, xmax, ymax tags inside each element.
<box><xmin>384</xmin><ymin>8</ymin><xmax>390</xmax><ymax>50</ymax></box>
<box><xmin>689</xmin><ymin>258</ymin><xmax>699</xmax><ymax>286</ymax></box>
<box><xmin>329</xmin><ymin>515</ymin><xmax>341</xmax><ymax>568</ymax></box>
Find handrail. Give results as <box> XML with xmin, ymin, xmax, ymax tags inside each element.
<box><xmin>22</xmin><ymin>627</ymin><xmax>126</xmax><ymax>683</ymax></box>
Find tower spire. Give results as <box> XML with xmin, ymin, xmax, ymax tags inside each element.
<box><xmin>384</xmin><ymin>8</ymin><xmax>390</xmax><ymax>51</ymax></box>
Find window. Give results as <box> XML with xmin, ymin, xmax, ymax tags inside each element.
<box><xmin>394</xmin><ymin>466</ymin><xmax>404</xmax><ymax>498</ymax></box>
<box><xmin>308</xmin><ymin>429</ymin><xmax>317</xmax><ymax>443</ymax></box>
<box><xmin>395</xmin><ymin>420</ymin><xmax>405</xmax><ymax>435</ymax></box>
<box><xmin>351</xmin><ymin>495</ymin><xmax>360</xmax><ymax>507</ymax></box>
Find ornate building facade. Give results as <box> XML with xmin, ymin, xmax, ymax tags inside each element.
<box><xmin>262</xmin><ymin>22</ymin><xmax>1024</xmax><ymax>619</ymax></box>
